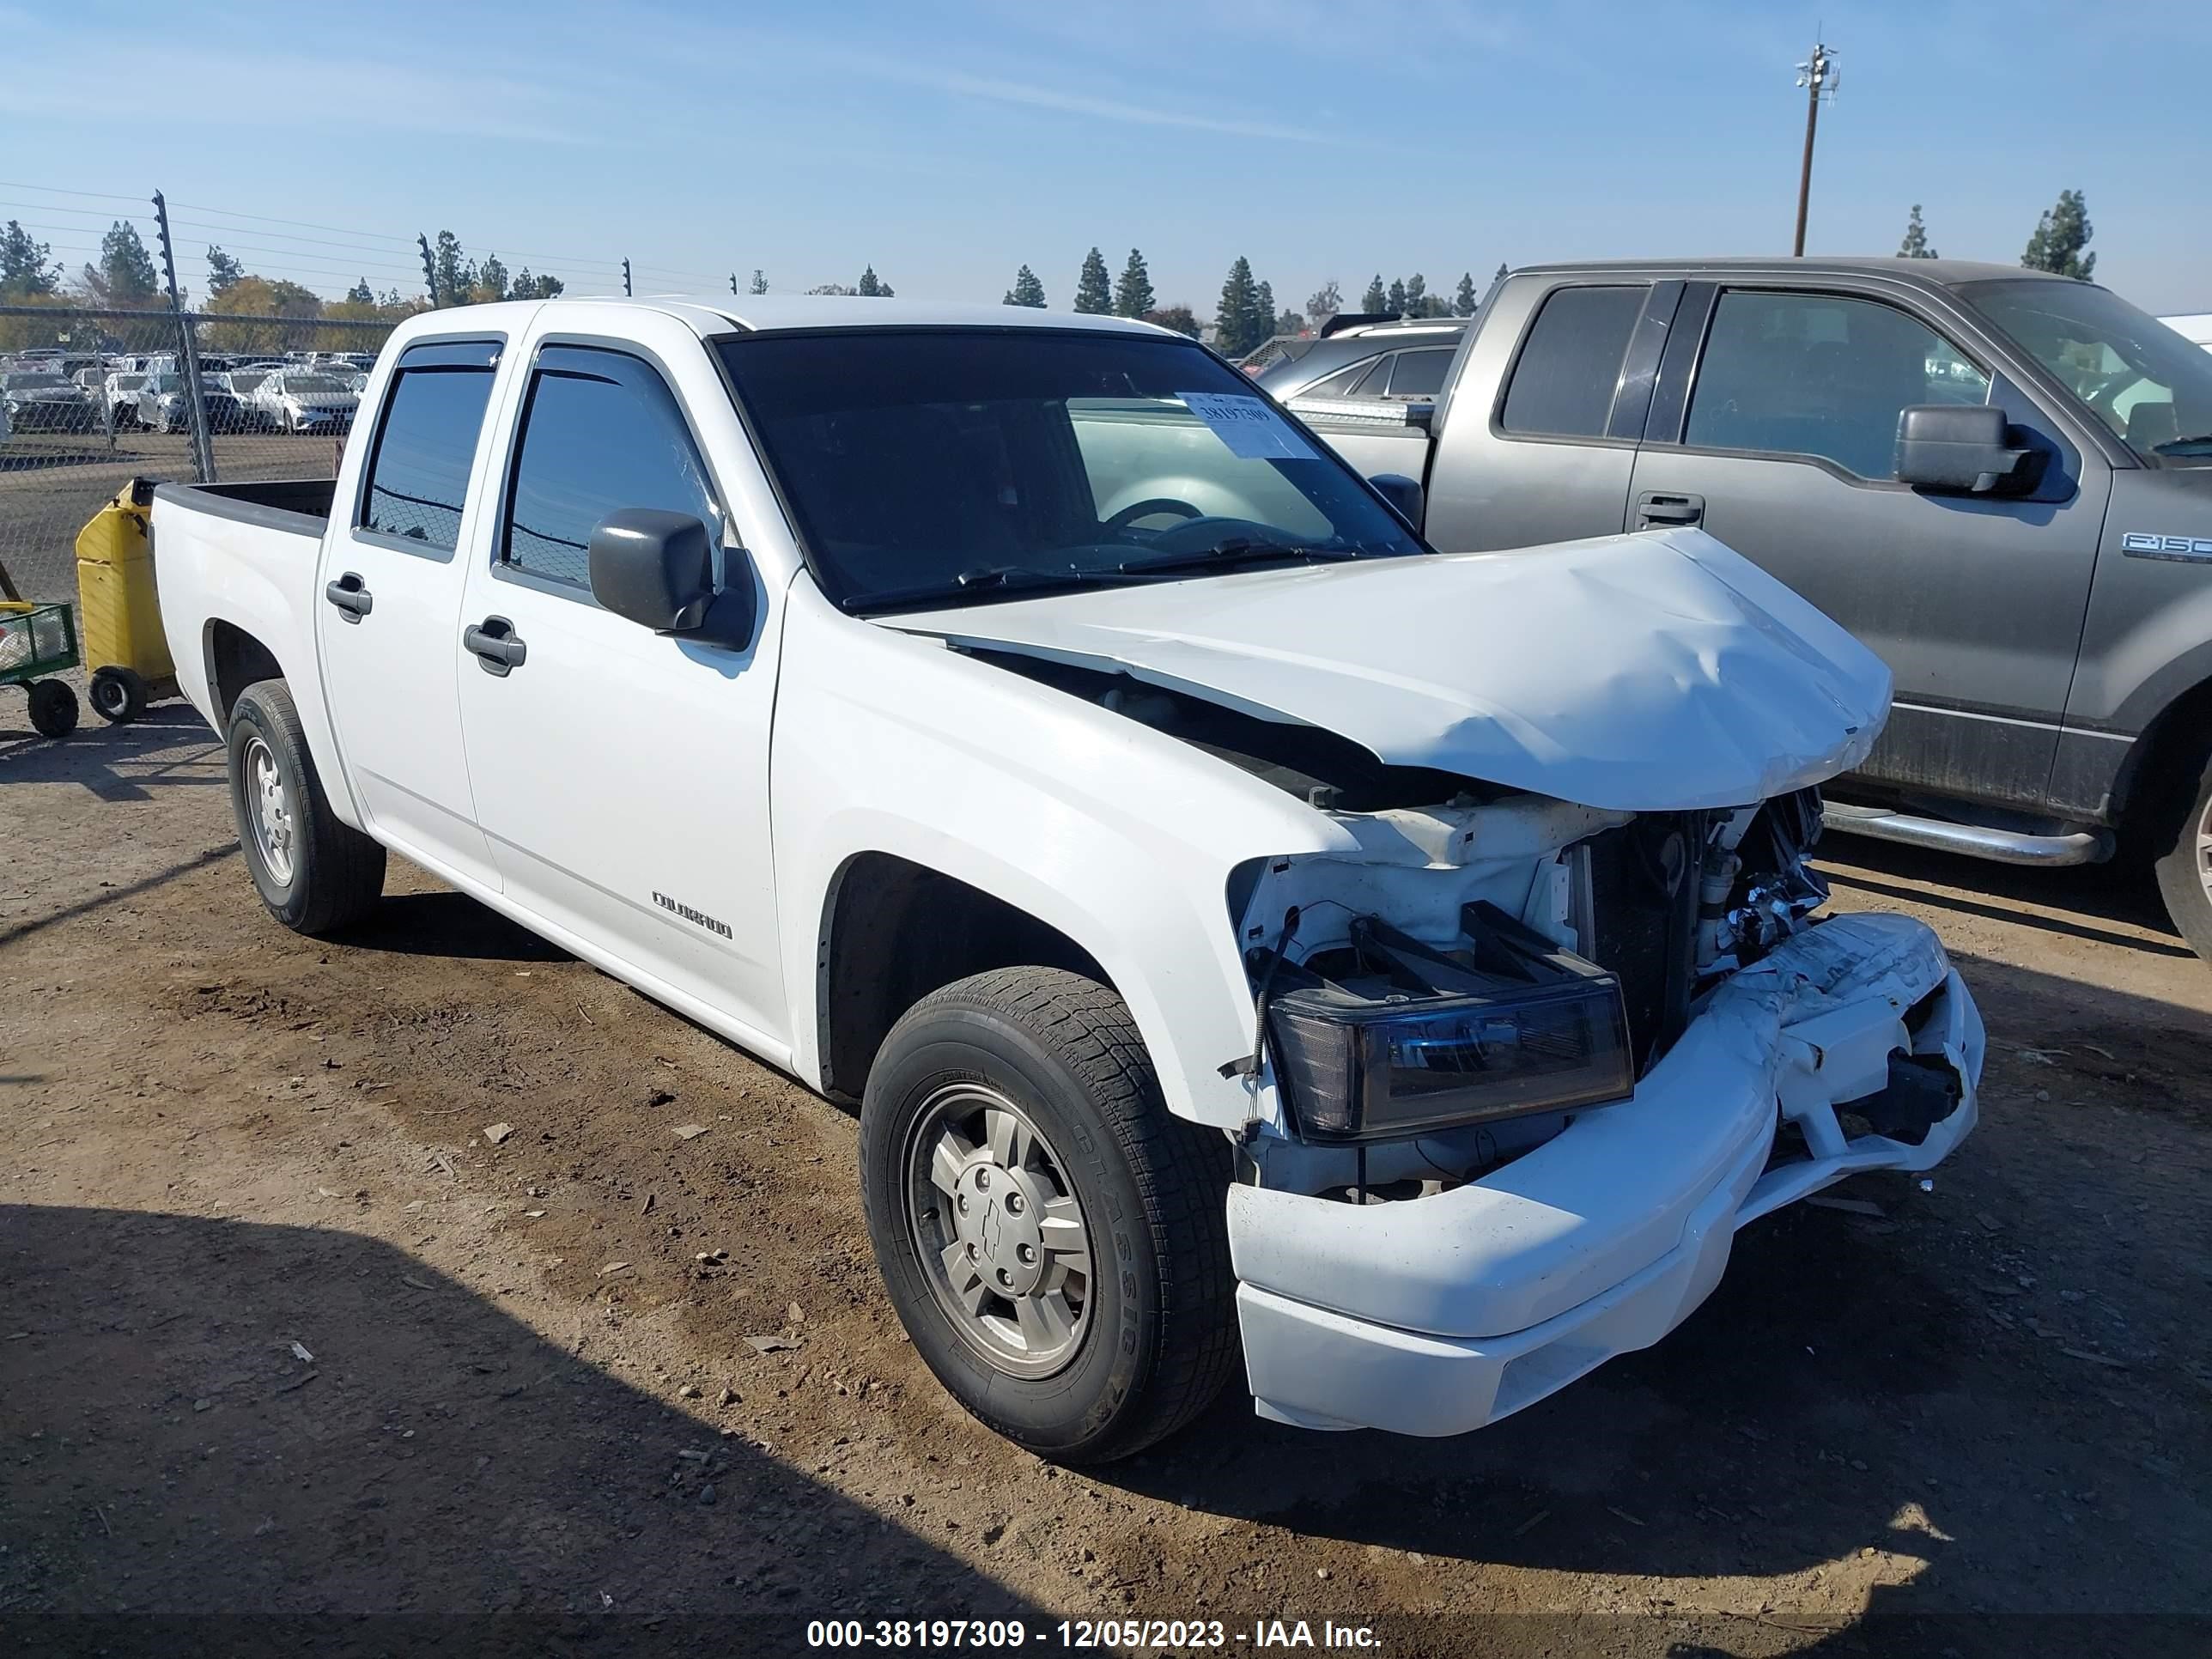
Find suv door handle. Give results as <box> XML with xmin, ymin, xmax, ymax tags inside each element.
<box><xmin>463</xmin><ymin>616</ymin><xmax>527</xmax><ymax>676</ymax></box>
<box><xmin>324</xmin><ymin>572</ymin><xmax>373</xmax><ymax>621</ymax></box>
<box><xmin>1636</xmin><ymin>491</ymin><xmax>1705</xmax><ymax>528</ymax></box>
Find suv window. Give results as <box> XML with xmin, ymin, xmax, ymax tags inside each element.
<box><xmin>357</xmin><ymin>341</ymin><xmax>499</xmax><ymax>550</ymax></box>
<box><xmin>1686</xmin><ymin>290</ymin><xmax>1992</xmax><ymax>479</ymax></box>
<box><xmin>1304</xmin><ymin>356</ymin><xmax>1382</xmax><ymax>398</ymax></box>
<box><xmin>501</xmin><ymin>345</ymin><xmax>722</xmax><ymax>589</ymax></box>
<box><xmin>1499</xmin><ymin>285</ymin><xmax>1646</xmax><ymax>437</ymax></box>
<box><xmin>1385</xmin><ymin>347</ymin><xmax>1454</xmax><ymax>398</ymax></box>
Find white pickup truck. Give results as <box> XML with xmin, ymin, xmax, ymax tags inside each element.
<box><xmin>152</xmin><ymin>297</ymin><xmax>1984</xmax><ymax>1463</ymax></box>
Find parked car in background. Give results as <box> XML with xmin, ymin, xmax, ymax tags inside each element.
<box><xmin>137</xmin><ymin>371</ymin><xmax>234</xmax><ymax>436</ymax></box>
<box><xmin>1255</xmin><ymin>316</ymin><xmax>1469</xmax><ymax>404</ymax></box>
<box><xmin>212</xmin><ymin>369</ymin><xmax>271</xmax><ymax>430</ymax></box>
<box><xmin>149</xmin><ymin>295</ymin><xmax>1984</xmax><ymax>1462</ymax></box>
<box><xmin>251</xmin><ymin>369</ymin><xmax>359</xmax><ymax>434</ymax></box>
<box><xmin>1</xmin><ymin>369</ymin><xmax>98</xmax><ymax>433</ymax></box>
<box><xmin>1282</xmin><ymin>257</ymin><xmax>2212</xmax><ymax>958</ymax></box>
<box><xmin>103</xmin><ymin>371</ymin><xmax>148</xmax><ymax>430</ymax></box>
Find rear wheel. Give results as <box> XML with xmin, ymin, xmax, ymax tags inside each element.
<box><xmin>2151</xmin><ymin>736</ymin><xmax>2212</xmax><ymax>963</ymax></box>
<box><xmin>89</xmin><ymin>665</ymin><xmax>147</xmax><ymax>724</ymax></box>
<box><xmin>858</xmin><ymin>968</ymin><xmax>1237</xmax><ymax>1464</ymax></box>
<box><xmin>26</xmin><ymin>679</ymin><xmax>77</xmax><ymax>739</ymax></box>
<box><xmin>225</xmin><ymin>679</ymin><xmax>385</xmax><ymax>935</ymax></box>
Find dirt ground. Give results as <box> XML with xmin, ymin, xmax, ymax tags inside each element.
<box><xmin>2</xmin><ymin>699</ymin><xmax>2207</xmax><ymax>1657</ymax></box>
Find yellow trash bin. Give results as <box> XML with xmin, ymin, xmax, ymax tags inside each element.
<box><xmin>75</xmin><ymin>477</ymin><xmax>175</xmax><ymax>723</ymax></box>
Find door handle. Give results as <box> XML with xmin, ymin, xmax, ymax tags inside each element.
<box><xmin>324</xmin><ymin>572</ymin><xmax>373</xmax><ymax>621</ymax></box>
<box><xmin>463</xmin><ymin>616</ymin><xmax>527</xmax><ymax>677</ymax></box>
<box><xmin>1635</xmin><ymin>491</ymin><xmax>1705</xmax><ymax>528</ymax></box>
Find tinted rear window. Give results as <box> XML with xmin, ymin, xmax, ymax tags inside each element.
<box><xmin>1499</xmin><ymin>285</ymin><xmax>1646</xmax><ymax>438</ymax></box>
<box><xmin>358</xmin><ymin>356</ymin><xmax>497</xmax><ymax>550</ymax></box>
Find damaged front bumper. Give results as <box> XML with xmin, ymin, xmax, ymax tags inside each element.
<box><xmin>1227</xmin><ymin>911</ymin><xmax>1983</xmax><ymax>1437</ymax></box>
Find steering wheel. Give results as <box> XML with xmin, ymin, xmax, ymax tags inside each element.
<box><xmin>1104</xmin><ymin>497</ymin><xmax>1203</xmax><ymax>533</ymax></box>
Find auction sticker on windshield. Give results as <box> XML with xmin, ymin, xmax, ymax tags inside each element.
<box><xmin>1176</xmin><ymin>392</ymin><xmax>1316</xmax><ymax>462</ymax></box>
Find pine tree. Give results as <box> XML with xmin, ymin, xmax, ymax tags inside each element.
<box><xmin>0</xmin><ymin>220</ymin><xmax>60</xmax><ymax>298</ymax></box>
<box><xmin>1255</xmin><ymin>279</ymin><xmax>1276</xmax><ymax>340</ymax></box>
<box><xmin>344</xmin><ymin>278</ymin><xmax>375</xmax><ymax>306</ymax></box>
<box><xmin>1215</xmin><ymin>256</ymin><xmax>1267</xmax><ymax>357</ymax></box>
<box><xmin>2022</xmin><ymin>190</ymin><xmax>2094</xmax><ymax>280</ymax></box>
<box><xmin>1113</xmin><ymin>249</ymin><xmax>1154</xmax><ymax>318</ymax></box>
<box><xmin>1305</xmin><ymin>280</ymin><xmax>1341</xmax><ymax>330</ymax></box>
<box><xmin>430</xmin><ymin>231</ymin><xmax>471</xmax><ymax>307</ymax></box>
<box><xmin>1360</xmin><ymin>274</ymin><xmax>1388</xmax><ymax>312</ymax></box>
<box><xmin>1897</xmin><ymin>204</ymin><xmax>1937</xmax><ymax>259</ymax></box>
<box><xmin>1004</xmin><ymin>264</ymin><xmax>1048</xmax><ymax>307</ymax></box>
<box><xmin>1402</xmin><ymin>274</ymin><xmax>1428</xmax><ymax>318</ymax></box>
<box><xmin>1386</xmin><ymin>277</ymin><xmax>1407</xmax><ymax>316</ymax></box>
<box><xmin>1073</xmin><ymin>246</ymin><xmax>1112</xmax><ymax>314</ymax></box>
<box><xmin>1452</xmin><ymin>271</ymin><xmax>1478</xmax><ymax>316</ymax></box>
<box><xmin>476</xmin><ymin>253</ymin><xmax>510</xmax><ymax>302</ymax></box>
<box><xmin>1494</xmin><ymin>262</ymin><xmax>1509</xmax><ymax>285</ymax></box>
<box><xmin>205</xmin><ymin>246</ymin><xmax>245</xmax><ymax>296</ymax></box>
<box><xmin>90</xmin><ymin>222</ymin><xmax>160</xmax><ymax>304</ymax></box>
<box><xmin>749</xmin><ymin>270</ymin><xmax>769</xmax><ymax>295</ymax></box>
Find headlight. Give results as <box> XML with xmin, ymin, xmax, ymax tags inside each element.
<box><xmin>1262</xmin><ymin>905</ymin><xmax>1633</xmax><ymax>1142</ymax></box>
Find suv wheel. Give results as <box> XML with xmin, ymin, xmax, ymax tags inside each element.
<box><xmin>2154</xmin><ymin>739</ymin><xmax>2212</xmax><ymax>963</ymax></box>
<box><xmin>225</xmin><ymin>679</ymin><xmax>386</xmax><ymax>936</ymax></box>
<box><xmin>858</xmin><ymin>967</ymin><xmax>1237</xmax><ymax>1464</ymax></box>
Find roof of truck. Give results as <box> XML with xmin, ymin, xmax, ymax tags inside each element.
<box><xmin>1508</xmin><ymin>256</ymin><xmax>2071</xmax><ymax>289</ymax></box>
<box><xmin>534</xmin><ymin>295</ymin><xmax>1174</xmax><ymax>337</ymax></box>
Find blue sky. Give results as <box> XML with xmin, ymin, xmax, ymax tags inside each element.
<box><xmin>7</xmin><ymin>0</ymin><xmax>2208</xmax><ymax>315</ymax></box>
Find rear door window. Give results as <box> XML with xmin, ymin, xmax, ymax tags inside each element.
<box><xmin>1384</xmin><ymin>347</ymin><xmax>1454</xmax><ymax>398</ymax></box>
<box><xmin>356</xmin><ymin>340</ymin><xmax>500</xmax><ymax>551</ymax></box>
<box><xmin>1498</xmin><ymin>285</ymin><xmax>1647</xmax><ymax>437</ymax></box>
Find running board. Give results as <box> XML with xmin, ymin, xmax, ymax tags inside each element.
<box><xmin>1820</xmin><ymin>803</ymin><xmax>2111</xmax><ymax>867</ymax></box>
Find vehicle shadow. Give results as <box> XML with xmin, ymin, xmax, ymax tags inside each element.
<box><xmin>1814</xmin><ymin>835</ymin><xmax>2187</xmax><ymax>956</ymax></box>
<box><xmin>339</xmin><ymin>890</ymin><xmax>574</xmax><ymax>964</ymax></box>
<box><xmin>0</xmin><ymin>702</ymin><xmax>223</xmax><ymax>802</ymax></box>
<box><xmin>0</xmin><ymin>1204</ymin><xmax>1042</xmax><ymax>1649</ymax></box>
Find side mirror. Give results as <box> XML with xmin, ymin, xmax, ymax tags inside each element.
<box><xmin>1895</xmin><ymin>404</ymin><xmax>2034</xmax><ymax>495</ymax></box>
<box><xmin>587</xmin><ymin>508</ymin><xmax>755</xmax><ymax>650</ymax></box>
<box><xmin>1368</xmin><ymin>471</ymin><xmax>1425</xmax><ymax>528</ymax></box>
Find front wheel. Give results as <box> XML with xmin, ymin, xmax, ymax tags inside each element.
<box><xmin>225</xmin><ymin>678</ymin><xmax>385</xmax><ymax>935</ymax></box>
<box><xmin>2152</xmin><ymin>738</ymin><xmax>2212</xmax><ymax>963</ymax></box>
<box><xmin>858</xmin><ymin>968</ymin><xmax>1237</xmax><ymax>1464</ymax></box>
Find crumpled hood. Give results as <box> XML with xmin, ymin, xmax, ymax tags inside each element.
<box><xmin>888</xmin><ymin>528</ymin><xmax>1892</xmax><ymax>812</ymax></box>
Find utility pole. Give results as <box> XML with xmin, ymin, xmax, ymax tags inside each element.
<box><xmin>151</xmin><ymin>190</ymin><xmax>216</xmax><ymax>483</ymax></box>
<box><xmin>730</xmin><ymin>272</ymin><xmax>738</xmax><ymax>295</ymax></box>
<box><xmin>1791</xmin><ymin>38</ymin><xmax>1839</xmax><ymax>257</ymax></box>
<box><xmin>622</xmin><ymin>258</ymin><xmax>633</xmax><ymax>297</ymax></box>
<box><xmin>417</xmin><ymin>234</ymin><xmax>439</xmax><ymax>307</ymax></box>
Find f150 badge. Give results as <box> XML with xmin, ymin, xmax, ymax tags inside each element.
<box><xmin>653</xmin><ymin>891</ymin><xmax>732</xmax><ymax>939</ymax></box>
<box><xmin>2122</xmin><ymin>532</ymin><xmax>2212</xmax><ymax>562</ymax></box>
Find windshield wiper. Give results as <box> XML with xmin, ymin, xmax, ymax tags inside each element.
<box><xmin>1116</xmin><ymin>538</ymin><xmax>1361</xmax><ymax>577</ymax></box>
<box><xmin>848</xmin><ymin>563</ymin><xmax>1139</xmax><ymax>612</ymax></box>
<box><xmin>2152</xmin><ymin>434</ymin><xmax>2212</xmax><ymax>456</ymax></box>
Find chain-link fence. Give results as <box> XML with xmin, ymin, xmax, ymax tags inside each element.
<box><xmin>0</xmin><ymin>305</ymin><xmax>395</xmax><ymax>604</ymax></box>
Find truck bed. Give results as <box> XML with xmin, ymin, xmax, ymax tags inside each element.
<box><xmin>154</xmin><ymin>477</ymin><xmax>337</xmax><ymax>534</ymax></box>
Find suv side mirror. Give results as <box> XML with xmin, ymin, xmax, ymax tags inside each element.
<box><xmin>1368</xmin><ymin>471</ymin><xmax>1425</xmax><ymax>527</ymax></box>
<box><xmin>1895</xmin><ymin>404</ymin><xmax>2034</xmax><ymax>495</ymax></box>
<box><xmin>587</xmin><ymin>508</ymin><xmax>755</xmax><ymax>650</ymax></box>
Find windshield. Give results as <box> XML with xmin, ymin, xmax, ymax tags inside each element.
<box><xmin>718</xmin><ymin>329</ymin><xmax>1424</xmax><ymax>611</ymax></box>
<box><xmin>7</xmin><ymin>373</ymin><xmax>67</xmax><ymax>389</ymax></box>
<box><xmin>284</xmin><ymin>374</ymin><xmax>348</xmax><ymax>393</ymax></box>
<box><xmin>1963</xmin><ymin>278</ymin><xmax>2212</xmax><ymax>461</ymax></box>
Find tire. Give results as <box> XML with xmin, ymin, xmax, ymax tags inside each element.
<box><xmin>26</xmin><ymin>679</ymin><xmax>77</xmax><ymax>739</ymax></box>
<box><xmin>2151</xmin><ymin>735</ymin><xmax>2212</xmax><ymax>963</ymax></box>
<box><xmin>225</xmin><ymin>678</ymin><xmax>385</xmax><ymax>936</ymax></box>
<box><xmin>89</xmin><ymin>665</ymin><xmax>147</xmax><ymax>724</ymax></box>
<box><xmin>858</xmin><ymin>966</ymin><xmax>1237</xmax><ymax>1465</ymax></box>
